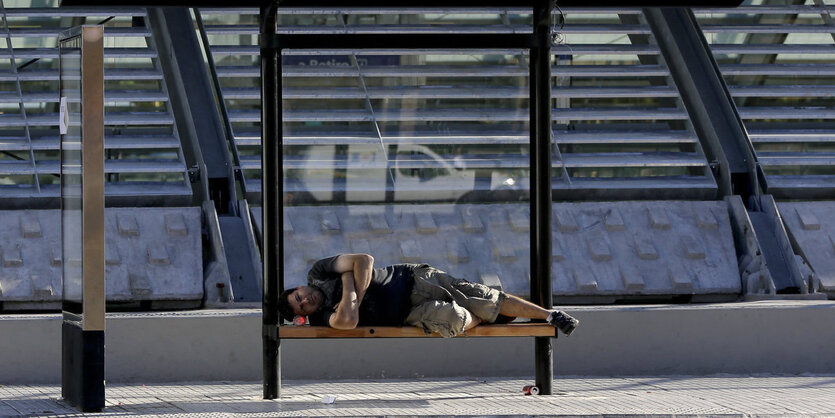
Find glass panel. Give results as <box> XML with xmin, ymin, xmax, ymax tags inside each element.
<box><xmin>200</xmin><ymin>7</ymin><xmax>533</xmax><ymax>201</ymax></box>
<box><xmin>204</xmin><ymin>7</ymin><xmax>719</xmax><ymax>201</ymax></box>
<box><xmin>281</xmin><ymin>50</ymin><xmax>530</xmax><ymax>205</ymax></box>
<box><xmin>550</xmin><ymin>9</ymin><xmax>713</xmax><ymax>193</ymax></box>
<box><xmin>60</xmin><ymin>33</ymin><xmax>83</xmax><ymax>308</ymax></box>
<box><xmin>281</xmin><ymin>48</ymin><xmax>534</xmax><ymax>315</ymax></box>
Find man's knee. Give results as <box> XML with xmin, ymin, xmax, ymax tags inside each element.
<box><xmin>449</xmin><ymin>278</ymin><xmax>493</xmax><ymax>299</ymax></box>
<box><xmin>406</xmin><ymin>300</ymin><xmax>470</xmax><ymax>338</ymax></box>
<box><xmin>444</xmin><ymin>278</ymin><xmax>506</xmax><ymax>323</ymax></box>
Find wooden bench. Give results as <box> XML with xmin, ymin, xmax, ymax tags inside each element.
<box><xmin>279</xmin><ymin>323</ymin><xmax>557</xmax><ymax>338</ymax></box>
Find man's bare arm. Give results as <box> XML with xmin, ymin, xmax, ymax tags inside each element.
<box><xmin>328</xmin><ymin>272</ymin><xmax>359</xmax><ymax>329</ymax></box>
<box><xmin>331</xmin><ymin>254</ymin><xmax>374</xmax><ymax>305</ymax></box>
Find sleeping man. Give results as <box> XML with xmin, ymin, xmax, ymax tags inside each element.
<box><xmin>278</xmin><ymin>253</ymin><xmax>579</xmax><ymax>338</ymax></box>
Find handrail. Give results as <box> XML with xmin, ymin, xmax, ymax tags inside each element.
<box><xmin>194</xmin><ymin>8</ymin><xmax>248</xmax><ymax>199</ymax></box>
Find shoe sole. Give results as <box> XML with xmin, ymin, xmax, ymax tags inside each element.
<box><xmin>560</xmin><ymin>319</ymin><xmax>579</xmax><ymax>336</ymax></box>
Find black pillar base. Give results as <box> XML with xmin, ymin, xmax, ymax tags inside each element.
<box><xmin>62</xmin><ymin>319</ymin><xmax>105</xmax><ymax>412</ymax></box>
<box><xmin>534</xmin><ymin>336</ymin><xmax>554</xmax><ymax>395</ymax></box>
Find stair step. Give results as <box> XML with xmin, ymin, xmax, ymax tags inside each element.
<box><xmin>7</xmin><ymin>26</ymin><xmax>151</xmax><ymax>37</ymax></box>
<box><xmin>759</xmin><ymin>154</ymin><xmax>835</xmax><ymax>167</ymax></box>
<box><xmin>710</xmin><ymin>44</ymin><xmax>835</xmax><ymax>55</ymax></box>
<box><xmin>236</xmin><ymin>152</ymin><xmax>706</xmax><ymax>171</ymax></box>
<box><xmin>719</xmin><ymin>64</ymin><xmax>835</xmax><ymax>76</ymax></box>
<box><xmin>0</xmin><ymin>113</ymin><xmax>175</xmax><ymax>127</ymax></box>
<box><xmin>765</xmin><ymin>175</ymin><xmax>835</xmax><ymax>192</ymax></box>
<box><xmin>748</xmin><ymin>129</ymin><xmax>835</xmax><ymax>143</ymax></box>
<box><xmin>3</xmin><ymin>7</ymin><xmax>146</xmax><ymax>17</ymax></box>
<box><xmin>694</xmin><ymin>5</ymin><xmax>835</xmax><ymax>14</ymax></box>
<box><xmin>199</xmin><ymin>7</ymin><xmax>644</xmax><ymax>15</ymax></box>
<box><xmin>0</xmin><ymin>47</ymin><xmax>157</xmax><ymax>60</ymax></box>
<box><xmin>552</xmin><ymin>108</ymin><xmax>689</xmax><ymax>121</ymax></box>
<box><xmin>227</xmin><ymin>85</ymin><xmax>678</xmax><ymax>100</ymax></box>
<box><xmin>0</xmin><ymin>91</ymin><xmax>168</xmax><ymax>103</ymax></box>
<box><xmin>53</xmin><ymin>160</ymin><xmax>188</xmax><ymax>176</ymax></box>
<box><xmin>0</xmin><ymin>69</ymin><xmax>163</xmax><ymax>82</ymax></box>
<box><xmin>563</xmin><ymin>176</ymin><xmax>717</xmax><ymax>190</ymax></box>
<box><xmin>203</xmin><ymin>23</ymin><xmax>650</xmax><ymax>35</ymax></box>
<box><xmin>554</xmin><ymin>130</ymin><xmax>697</xmax><ymax>144</ymax></box>
<box><xmin>228</xmin><ymin>107</ymin><xmax>689</xmax><ymax>123</ymax></box>
<box><xmin>28</xmin><ymin>135</ymin><xmax>180</xmax><ymax>151</ymax></box>
<box><xmin>232</xmin><ymin>130</ymin><xmax>697</xmax><ymax>147</ymax></box>
<box><xmin>215</xmin><ymin>64</ymin><xmax>669</xmax><ymax>79</ymax></box>
<box><xmin>729</xmin><ymin>85</ymin><xmax>835</xmax><ymax>98</ymax></box>
<box><xmin>738</xmin><ymin>107</ymin><xmax>835</xmax><ymax>120</ymax></box>
<box><xmin>562</xmin><ymin>153</ymin><xmax>707</xmax><ymax>168</ymax></box>
<box><xmin>212</xmin><ymin>45</ymin><xmax>530</xmax><ymax>56</ymax></box>
<box><xmin>701</xmin><ymin>24</ymin><xmax>835</xmax><ymax>34</ymax></box>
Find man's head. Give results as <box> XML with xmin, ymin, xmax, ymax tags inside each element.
<box><xmin>278</xmin><ymin>286</ymin><xmax>324</xmax><ymax>322</ymax></box>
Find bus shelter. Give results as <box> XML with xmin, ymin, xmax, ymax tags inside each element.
<box><xmin>57</xmin><ymin>0</ymin><xmax>744</xmax><ymax>410</ymax></box>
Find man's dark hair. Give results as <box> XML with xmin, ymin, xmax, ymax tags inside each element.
<box><xmin>278</xmin><ymin>287</ymin><xmax>295</xmax><ymax>323</ymax></box>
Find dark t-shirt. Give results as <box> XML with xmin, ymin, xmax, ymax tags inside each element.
<box><xmin>306</xmin><ymin>255</ymin><xmax>416</xmax><ymax>327</ymax></box>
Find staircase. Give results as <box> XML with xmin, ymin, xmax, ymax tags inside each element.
<box><xmin>197</xmin><ymin>7</ymin><xmax>718</xmax><ymax>204</ymax></box>
<box><xmin>0</xmin><ymin>3</ymin><xmax>191</xmax><ymax>207</ymax></box>
<box><xmin>694</xmin><ymin>1</ymin><xmax>835</xmax><ymax>199</ymax></box>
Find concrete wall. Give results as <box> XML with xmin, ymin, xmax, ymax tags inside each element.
<box><xmin>2</xmin><ymin>301</ymin><xmax>834</xmax><ymax>384</ymax></box>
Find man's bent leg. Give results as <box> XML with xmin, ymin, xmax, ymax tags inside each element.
<box><xmin>498</xmin><ymin>294</ymin><xmax>551</xmax><ymax>320</ymax></box>
<box><xmin>433</xmin><ymin>272</ymin><xmax>506</xmax><ymax>323</ymax></box>
<box><xmin>405</xmin><ymin>300</ymin><xmax>474</xmax><ymax>338</ymax></box>
<box><xmin>499</xmin><ymin>294</ymin><xmax>580</xmax><ymax>336</ymax></box>
<box><xmin>463</xmin><ymin>311</ymin><xmax>481</xmax><ymax>331</ymax></box>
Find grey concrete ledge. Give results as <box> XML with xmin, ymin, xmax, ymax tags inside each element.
<box><xmin>2</xmin><ymin>300</ymin><xmax>834</xmax><ymax>384</ymax></box>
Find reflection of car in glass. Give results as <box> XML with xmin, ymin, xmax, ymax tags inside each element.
<box><xmin>392</xmin><ymin>145</ymin><xmax>476</xmax><ymax>201</ymax></box>
<box><xmin>286</xmin><ymin>143</ymin><xmax>525</xmax><ymax>204</ymax></box>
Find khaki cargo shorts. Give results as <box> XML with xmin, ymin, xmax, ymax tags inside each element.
<box><xmin>404</xmin><ymin>264</ymin><xmax>507</xmax><ymax>338</ymax></box>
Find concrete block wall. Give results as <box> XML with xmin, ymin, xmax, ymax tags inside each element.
<box><xmin>779</xmin><ymin>202</ymin><xmax>835</xmax><ymax>298</ymax></box>
<box><xmin>0</xmin><ymin>208</ymin><xmax>203</xmax><ymax>310</ymax></box>
<box><xmin>277</xmin><ymin>201</ymin><xmax>740</xmax><ymax>302</ymax></box>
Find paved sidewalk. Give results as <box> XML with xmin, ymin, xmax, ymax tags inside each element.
<box><xmin>1</xmin><ymin>375</ymin><xmax>834</xmax><ymax>416</ymax></box>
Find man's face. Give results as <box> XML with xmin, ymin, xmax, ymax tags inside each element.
<box><xmin>287</xmin><ymin>286</ymin><xmax>323</xmax><ymax>316</ymax></box>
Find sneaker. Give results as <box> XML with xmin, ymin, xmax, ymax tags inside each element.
<box><xmin>547</xmin><ymin>310</ymin><xmax>579</xmax><ymax>336</ymax></box>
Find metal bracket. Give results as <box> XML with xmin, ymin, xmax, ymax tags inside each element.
<box><xmin>263</xmin><ymin>324</ymin><xmax>278</xmax><ymax>339</ymax></box>
<box><xmin>259</xmin><ymin>34</ymin><xmax>281</xmax><ymax>50</ymax></box>
<box><xmin>709</xmin><ymin>160</ymin><xmax>720</xmax><ymax>176</ymax></box>
<box><xmin>187</xmin><ymin>164</ymin><xmax>200</xmax><ymax>183</ymax></box>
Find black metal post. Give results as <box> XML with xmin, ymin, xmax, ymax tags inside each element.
<box><xmin>531</xmin><ymin>0</ymin><xmax>554</xmax><ymax>395</ymax></box>
<box><xmin>261</xmin><ymin>1</ymin><xmax>282</xmax><ymax>400</ymax></box>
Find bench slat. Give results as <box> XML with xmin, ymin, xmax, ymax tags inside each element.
<box><xmin>279</xmin><ymin>323</ymin><xmax>557</xmax><ymax>338</ymax></box>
